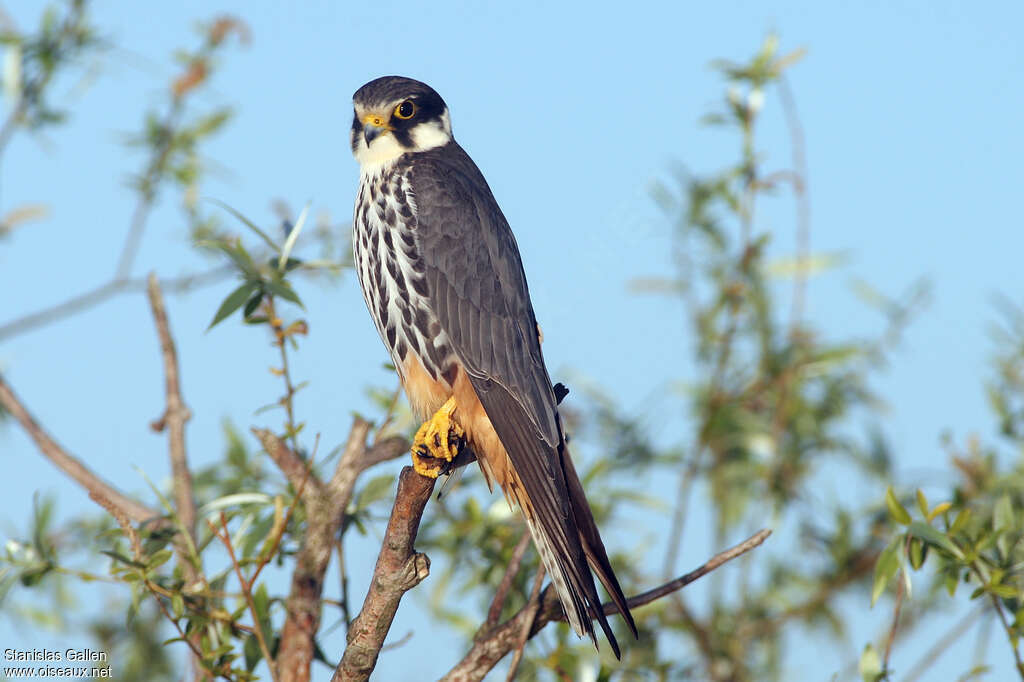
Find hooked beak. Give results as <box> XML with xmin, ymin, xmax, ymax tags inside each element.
<box><xmin>361</xmin><ymin>114</ymin><xmax>390</xmax><ymax>145</ymax></box>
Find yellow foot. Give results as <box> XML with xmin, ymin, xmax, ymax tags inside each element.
<box><xmin>411</xmin><ymin>397</ymin><xmax>465</xmax><ymax>478</ymax></box>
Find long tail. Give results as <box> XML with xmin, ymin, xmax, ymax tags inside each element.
<box><xmin>468</xmin><ymin>379</ymin><xmax>638</xmax><ymax>655</ymax></box>
<box><xmin>509</xmin><ymin>442</ymin><xmax>638</xmax><ymax>658</ymax></box>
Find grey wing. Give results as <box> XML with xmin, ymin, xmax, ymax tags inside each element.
<box><xmin>408</xmin><ymin>149</ymin><xmax>559</xmax><ymax>440</ymax></box>
<box><xmin>405</xmin><ymin>144</ymin><xmax>635</xmax><ymax>653</ymax></box>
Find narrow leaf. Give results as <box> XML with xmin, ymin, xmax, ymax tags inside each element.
<box><xmin>872</xmin><ymin>536</ymin><xmax>901</xmax><ymax>606</ymax></box>
<box><xmin>207</xmin><ymin>198</ymin><xmax>280</xmax><ymax>253</ymax></box>
<box><xmin>208</xmin><ymin>282</ymin><xmax>258</xmax><ymax>330</ymax></box>
<box><xmin>886</xmin><ymin>487</ymin><xmax>912</xmax><ymax>525</ymax></box>
<box><xmin>264</xmin><ymin>279</ymin><xmax>304</xmax><ymax>308</ymax></box>
<box><xmin>278</xmin><ymin>202</ymin><xmax>309</xmax><ymax>272</ymax></box>
<box><xmin>907</xmin><ymin>521</ymin><xmax>964</xmax><ymax>560</ymax></box>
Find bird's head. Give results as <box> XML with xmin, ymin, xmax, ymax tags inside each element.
<box><xmin>351</xmin><ymin>76</ymin><xmax>452</xmax><ymax>167</ymax></box>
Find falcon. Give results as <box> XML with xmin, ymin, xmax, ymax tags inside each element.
<box><xmin>349</xmin><ymin>76</ymin><xmax>637</xmax><ymax>655</ymax></box>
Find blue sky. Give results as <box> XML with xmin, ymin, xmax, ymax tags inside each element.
<box><xmin>1</xmin><ymin>1</ymin><xmax>1022</xmax><ymax>680</ymax></box>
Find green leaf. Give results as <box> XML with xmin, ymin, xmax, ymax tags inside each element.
<box><xmin>243</xmin><ymin>290</ymin><xmax>264</xmax><ymax>319</ymax></box>
<box><xmin>907</xmin><ymin>521</ymin><xmax>965</xmax><ymax>560</ymax></box>
<box><xmin>208</xmin><ymin>282</ymin><xmax>259</xmax><ymax>330</ymax></box>
<box><xmin>202</xmin><ymin>238</ymin><xmax>259</xmax><ymax>278</ymax></box>
<box><xmin>859</xmin><ymin>643</ymin><xmax>882</xmax><ymax>682</ymax></box>
<box><xmin>193</xmin><ymin>107</ymin><xmax>233</xmax><ymax>137</ymax></box>
<box><xmin>264</xmin><ymin>279</ymin><xmax>304</xmax><ymax>308</ymax></box>
<box><xmin>951</xmin><ymin>507</ymin><xmax>972</xmax><ymax>533</ymax></box>
<box><xmin>927</xmin><ymin>501</ymin><xmax>952</xmax><ymax>522</ymax></box>
<box><xmin>244</xmin><ymin>633</ymin><xmax>262</xmax><ymax>671</ymax></box>
<box><xmin>252</xmin><ymin>582</ymin><xmax>273</xmax><ymax>645</ymax></box>
<box><xmin>909</xmin><ymin>537</ymin><xmax>927</xmax><ymax>570</ymax></box>
<box><xmin>872</xmin><ymin>536</ymin><xmax>901</xmax><ymax>606</ymax></box>
<box><xmin>171</xmin><ymin>593</ymin><xmax>185</xmax><ymax>619</ymax></box>
<box><xmin>945</xmin><ymin>570</ymin><xmax>959</xmax><ymax>597</ymax></box>
<box><xmin>916</xmin><ymin>489</ymin><xmax>929</xmax><ymax>518</ymax></box>
<box><xmin>885</xmin><ymin>487</ymin><xmax>912</xmax><ymax>525</ymax></box>
<box><xmin>994</xmin><ymin>494</ymin><xmax>1014</xmax><ymax>533</ymax></box>
<box><xmin>207</xmin><ymin>198</ymin><xmax>280</xmax><ymax>253</ymax></box>
<box><xmin>146</xmin><ymin>548</ymin><xmax>173</xmax><ymax>569</ymax></box>
<box><xmin>100</xmin><ymin>549</ymin><xmax>146</xmax><ymax>569</ymax></box>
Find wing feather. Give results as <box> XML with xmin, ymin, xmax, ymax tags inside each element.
<box><xmin>404</xmin><ymin>142</ymin><xmax>636</xmax><ymax>651</ymax></box>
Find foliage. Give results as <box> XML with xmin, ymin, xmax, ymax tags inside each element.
<box><xmin>872</xmin><ymin>305</ymin><xmax>1024</xmax><ymax>679</ymax></box>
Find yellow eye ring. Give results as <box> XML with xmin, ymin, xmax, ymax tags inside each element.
<box><xmin>394</xmin><ymin>100</ymin><xmax>416</xmax><ymax>120</ymax></box>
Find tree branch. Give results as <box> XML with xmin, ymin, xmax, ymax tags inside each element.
<box><xmin>0</xmin><ymin>265</ymin><xmax>233</xmax><ymax>342</ymax></box>
<box><xmin>146</xmin><ymin>274</ymin><xmax>196</xmax><ymax>541</ymax></box>
<box><xmin>333</xmin><ymin>467</ymin><xmax>436</xmax><ymax>682</ymax></box>
<box><xmin>146</xmin><ymin>273</ymin><xmax>206</xmax><ymax>681</ymax></box>
<box><xmin>260</xmin><ymin>419</ymin><xmax>408</xmax><ymax>682</ymax></box>
<box><xmin>0</xmin><ymin>374</ymin><xmax>158</xmax><ymax>524</ymax></box>
<box><xmin>442</xmin><ymin>528</ymin><xmax>773</xmax><ymax>682</ymax></box>
<box><xmin>253</xmin><ymin>428</ymin><xmax>327</xmax><ymax>501</ymax></box>
<box><xmin>505</xmin><ymin>565</ymin><xmax>545</xmax><ymax>682</ymax></box>
<box><xmin>485</xmin><ymin>530</ymin><xmax>532</xmax><ymax>628</ymax></box>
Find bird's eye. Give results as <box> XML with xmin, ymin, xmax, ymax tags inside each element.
<box><xmin>394</xmin><ymin>100</ymin><xmax>416</xmax><ymax>120</ymax></box>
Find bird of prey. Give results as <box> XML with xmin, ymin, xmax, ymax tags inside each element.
<box><xmin>349</xmin><ymin>76</ymin><xmax>637</xmax><ymax>655</ymax></box>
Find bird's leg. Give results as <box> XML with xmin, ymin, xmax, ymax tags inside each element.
<box><xmin>411</xmin><ymin>397</ymin><xmax>466</xmax><ymax>478</ymax></box>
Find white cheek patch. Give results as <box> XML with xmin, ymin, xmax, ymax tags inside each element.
<box><xmin>410</xmin><ymin>119</ymin><xmax>452</xmax><ymax>152</ymax></box>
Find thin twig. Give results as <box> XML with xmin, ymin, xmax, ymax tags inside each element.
<box><xmin>900</xmin><ymin>604</ymin><xmax>985</xmax><ymax>682</ymax></box>
<box><xmin>777</xmin><ymin>74</ymin><xmax>811</xmax><ymax>335</ymax></box>
<box><xmin>486</xmin><ymin>531</ymin><xmax>533</xmax><ymax>628</ymax></box>
<box><xmin>0</xmin><ymin>265</ymin><xmax>233</xmax><ymax>342</ymax></box>
<box><xmin>114</xmin><ymin>101</ymin><xmax>184</xmax><ymax>279</ymax></box>
<box><xmin>210</xmin><ymin>513</ymin><xmax>280</xmax><ymax>682</ymax></box>
<box><xmin>250</xmin><ymin>445</ymin><xmax>316</xmax><ymax>586</ymax></box>
<box><xmin>505</xmin><ymin>566</ymin><xmax>545</xmax><ymax>682</ymax></box>
<box><xmin>91</xmin><ymin>491</ymin><xmax>230</xmax><ymax>681</ymax></box>
<box><xmin>266</xmin><ymin>295</ymin><xmax>302</xmax><ymax>453</ymax></box>
<box><xmin>146</xmin><ymin>274</ymin><xmax>196</xmax><ymax>542</ymax></box>
<box><xmin>988</xmin><ymin>592</ymin><xmax>1024</xmax><ymax>676</ymax></box>
<box><xmin>146</xmin><ymin>272</ymin><xmax>205</xmax><ymax>681</ymax></box>
<box><xmin>442</xmin><ymin>529</ymin><xmax>772</xmax><ymax>682</ymax></box>
<box><xmin>0</xmin><ymin>374</ymin><xmax>158</xmax><ymax>523</ymax></box>
<box><xmin>253</xmin><ymin>428</ymin><xmax>326</xmax><ymax>501</ymax></box>
<box><xmin>882</xmin><ymin>563</ymin><xmax>906</xmax><ymax>674</ymax></box>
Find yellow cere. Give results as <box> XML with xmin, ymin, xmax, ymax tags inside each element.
<box><xmin>361</xmin><ymin>113</ymin><xmax>391</xmax><ymax>129</ymax></box>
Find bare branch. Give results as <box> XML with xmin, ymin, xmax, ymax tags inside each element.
<box><xmin>0</xmin><ymin>266</ymin><xmax>233</xmax><ymax>342</ymax></box>
<box><xmin>146</xmin><ymin>274</ymin><xmax>196</xmax><ymax>539</ymax></box>
<box><xmin>882</xmin><ymin>538</ymin><xmax>909</xmax><ymax>675</ymax></box>
<box><xmin>505</xmin><ymin>565</ymin><xmax>545</xmax><ymax>682</ymax></box>
<box><xmin>326</xmin><ymin>417</ymin><xmax>373</xmax><ymax>504</ymax></box>
<box><xmin>253</xmin><ymin>428</ymin><xmax>326</xmax><ymax>500</ymax></box>
<box><xmin>486</xmin><ymin>530</ymin><xmax>532</xmax><ymax>628</ymax></box>
<box><xmin>270</xmin><ymin>418</ymin><xmax>407</xmax><ymax>682</ymax></box>
<box><xmin>334</xmin><ymin>467</ymin><xmax>436</xmax><ymax>682</ymax></box>
<box><xmin>358</xmin><ymin>435</ymin><xmax>409</xmax><ymax>471</ymax></box>
<box><xmin>147</xmin><ymin>273</ymin><xmax>207</xmax><ymax>680</ymax></box>
<box><xmin>442</xmin><ymin>529</ymin><xmax>772</xmax><ymax>682</ymax></box>
<box><xmin>0</xmin><ymin>374</ymin><xmax>158</xmax><ymax>524</ymax></box>
<box><xmin>901</xmin><ymin>604</ymin><xmax>985</xmax><ymax>682</ymax></box>
<box><xmin>777</xmin><ymin>74</ymin><xmax>812</xmax><ymax>334</ymax></box>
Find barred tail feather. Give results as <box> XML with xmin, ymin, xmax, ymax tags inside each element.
<box><xmin>521</xmin><ymin>511</ymin><xmax>592</xmax><ymax>641</ymax></box>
